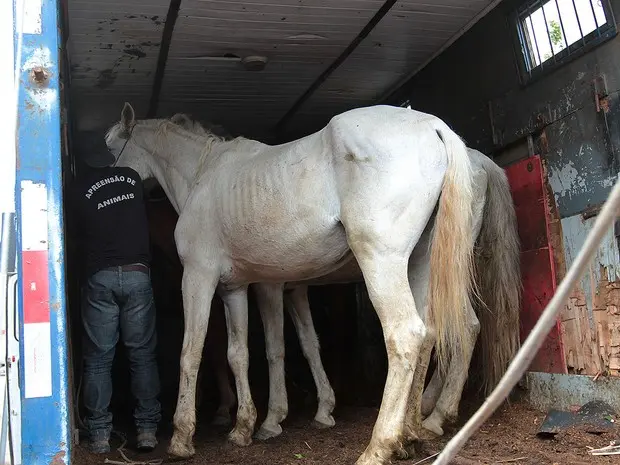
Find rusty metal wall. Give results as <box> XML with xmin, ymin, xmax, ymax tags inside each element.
<box><xmin>388</xmin><ymin>0</ymin><xmax>620</xmax><ymax>377</ymax></box>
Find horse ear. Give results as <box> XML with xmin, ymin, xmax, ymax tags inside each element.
<box><xmin>121</xmin><ymin>102</ymin><xmax>135</xmax><ymax>132</ymax></box>
<box><xmin>171</xmin><ymin>113</ymin><xmax>193</xmax><ymax>129</ymax></box>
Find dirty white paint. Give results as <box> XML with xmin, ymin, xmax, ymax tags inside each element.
<box><xmin>21</xmin><ymin>0</ymin><xmax>42</xmax><ymax>35</ymax></box>
<box><xmin>25</xmin><ymin>86</ymin><xmax>58</xmax><ymax>114</ymax></box>
<box><xmin>561</xmin><ymin>82</ymin><xmax>577</xmax><ymax>114</ymax></box>
<box><xmin>0</xmin><ymin>0</ymin><xmax>16</xmax><ymax>213</ymax></box>
<box><xmin>21</xmin><ymin>45</ymin><xmax>52</xmax><ymax>71</ymax></box>
<box><xmin>561</xmin><ymin>213</ymin><xmax>619</xmax><ymax>313</ymax></box>
<box><xmin>527</xmin><ymin>372</ymin><xmax>620</xmax><ymax>412</ymax></box>
<box><xmin>548</xmin><ymin>158</ymin><xmax>588</xmax><ymax>198</ymax></box>
<box><xmin>547</xmin><ymin>150</ymin><xmax>617</xmax><ymax>205</ymax></box>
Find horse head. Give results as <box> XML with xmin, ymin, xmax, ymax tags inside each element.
<box><xmin>104</xmin><ymin>102</ymin><xmax>155</xmax><ymax>181</ymax></box>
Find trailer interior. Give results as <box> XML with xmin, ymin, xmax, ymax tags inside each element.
<box><xmin>52</xmin><ymin>0</ymin><xmax>620</xmax><ymax>463</ymax></box>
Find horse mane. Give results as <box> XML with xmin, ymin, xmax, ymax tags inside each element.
<box><xmin>169</xmin><ymin>113</ymin><xmax>237</xmax><ymax>142</ymax></box>
<box><xmin>105</xmin><ymin>112</ymin><xmax>248</xmax><ymax>185</ymax></box>
<box><xmin>106</xmin><ymin>113</ymin><xmax>233</xmax><ymax>147</ymax></box>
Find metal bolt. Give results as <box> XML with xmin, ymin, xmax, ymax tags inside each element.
<box><xmin>31</xmin><ymin>67</ymin><xmax>49</xmax><ymax>85</ymax></box>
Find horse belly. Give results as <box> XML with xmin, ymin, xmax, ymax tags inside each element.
<box><xmin>211</xmin><ymin>147</ymin><xmax>351</xmax><ymax>283</ymax></box>
<box><xmin>224</xmin><ymin>215</ymin><xmax>351</xmax><ymax>284</ymax></box>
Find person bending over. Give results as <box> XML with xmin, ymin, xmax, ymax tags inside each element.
<box><xmin>70</xmin><ymin>135</ymin><xmax>161</xmax><ymax>454</ymax></box>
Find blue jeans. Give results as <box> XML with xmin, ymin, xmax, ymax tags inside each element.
<box><xmin>81</xmin><ymin>266</ymin><xmax>161</xmax><ymax>441</ymax></box>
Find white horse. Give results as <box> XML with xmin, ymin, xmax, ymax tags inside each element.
<box><xmin>168</xmin><ymin>113</ymin><xmax>521</xmax><ymax>440</ymax></box>
<box><xmin>280</xmin><ymin>147</ymin><xmax>522</xmax><ymax>438</ymax></box>
<box><xmin>106</xmin><ymin>102</ymin><xmax>477</xmax><ymax>464</ymax></box>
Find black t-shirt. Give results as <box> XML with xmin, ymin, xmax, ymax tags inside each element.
<box><xmin>70</xmin><ymin>166</ymin><xmax>151</xmax><ymax>277</ymax></box>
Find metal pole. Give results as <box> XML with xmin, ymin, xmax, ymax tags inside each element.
<box><xmin>1</xmin><ymin>213</ymin><xmax>16</xmax><ymax>465</ymax></box>
<box><xmin>570</xmin><ymin>0</ymin><xmax>587</xmax><ymax>46</ymax></box>
<box><xmin>434</xmin><ymin>175</ymin><xmax>620</xmax><ymax>464</ymax></box>
<box><xmin>1</xmin><ymin>214</ymin><xmax>16</xmax><ymax>275</ymax></box>
<box><xmin>0</xmin><ymin>383</ymin><xmax>9</xmax><ymax>463</ymax></box>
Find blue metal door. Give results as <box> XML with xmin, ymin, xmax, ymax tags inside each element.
<box><xmin>13</xmin><ymin>0</ymin><xmax>71</xmax><ymax>463</ymax></box>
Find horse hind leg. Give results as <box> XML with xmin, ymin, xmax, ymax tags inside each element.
<box><xmin>351</xmin><ymin>250</ymin><xmax>426</xmax><ymax>465</ymax></box>
<box><xmin>396</xmin><ymin>222</ymin><xmax>436</xmax><ymax>460</ymax></box>
<box><xmin>207</xmin><ymin>300</ymin><xmax>236</xmax><ymax>428</ymax></box>
<box><xmin>284</xmin><ymin>285</ymin><xmax>336</xmax><ymax>429</ymax></box>
<box><xmin>397</xmin><ymin>327</ymin><xmax>435</xmax><ymax>460</ymax></box>
<box><xmin>421</xmin><ymin>367</ymin><xmax>443</xmax><ymax>417</ymax></box>
<box><xmin>342</xmin><ymin>209</ymin><xmax>436</xmax><ymax>464</ymax></box>
<box><xmin>422</xmin><ymin>304</ymin><xmax>479</xmax><ymax>437</ymax></box>
<box><xmin>252</xmin><ymin>282</ymin><xmax>289</xmax><ymax>441</ymax></box>
<box><xmin>422</xmin><ymin>161</ymin><xmax>487</xmax><ymax>437</ymax></box>
<box><xmin>212</xmin><ymin>366</ymin><xmax>236</xmax><ymax>428</ymax></box>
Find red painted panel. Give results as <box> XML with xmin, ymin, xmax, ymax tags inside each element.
<box><xmin>519</xmin><ymin>250</ymin><xmax>565</xmax><ymax>373</ymax></box>
<box><xmin>22</xmin><ymin>250</ymin><xmax>51</xmax><ymax>324</ymax></box>
<box><xmin>505</xmin><ymin>155</ymin><xmax>566</xmax><ymax>374</ymax></box>
<box><xmin>506</xmin><ymin>159</ymin><xmax>548</xmax><ymax>252</ymax></box>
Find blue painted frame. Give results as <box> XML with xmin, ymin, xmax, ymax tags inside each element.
<box><xmin>14</xmin><ymin>0</ymin><xmax>71</xmax><ymax>463</ymax></box>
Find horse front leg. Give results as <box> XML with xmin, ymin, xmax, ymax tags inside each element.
<box><xmin>252</xmin><ymin>282</ymin><xmax>289</xmax><ymax>441</ymax></box>
<box><xmin>284</xmin><ymin>285</ymin><xmax>336</xmax><ymax>429</ymax></box>
<box><xmin>168</xmin><ymin>265</ymin><xmax>218</xmax><ymax>458</ymax></box>
<box><xmin>220</xmin><ymin>286</ymin><xmax>257</xmax><ymax>447</ymax></box>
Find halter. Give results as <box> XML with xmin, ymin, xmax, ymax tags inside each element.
<box><xmin>111</xmin><ymin>123</ymin><xmax>136</xmax><ymax>167</ymax></box>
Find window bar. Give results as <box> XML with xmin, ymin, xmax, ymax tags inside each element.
<box><xmin>517</xmin><ymin>15</ymin><xmax>534</xmax><ymax>77</ymax></box>
<box><xmin>570</xmin><ymin>0</ymin><xmax>587</xmax><ymax>46</ymax></box>
<box><xmin>528</xmin><ymin>14</ymin><xmax>544</xmax><ymax>68</ymax></box>
<box><xmin>540</xmin><ymin>3</ymin><xmax>558</xmax><ymax>63</ymax></box>
<box><xmin>553</xmin><ymin>0</ymin><xmax>570</xmax><ymax>54</ymax></box>
<box><xmin>524</xmin><ymin>0</ymin><xmax>544</xmax><ymax>69</ymax></box>
<box><xmin>517</xmin><ymin>18</ymin><xmax>534</xmax><ymax>74</ymax></box>
<box><xmin>587</xmin><ymin>0</ymin><xmax>601</xmax><ymax>36</ymax></box>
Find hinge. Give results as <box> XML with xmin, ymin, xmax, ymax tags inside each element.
<box><xmin>594</xmin><ymin>74</ymin><xmax>609</xmax><ymax>113</ymax></box>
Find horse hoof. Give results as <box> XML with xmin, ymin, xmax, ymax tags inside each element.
<box><xmin>421</xmin><ymin>402</ymin><xmax>434</xmax><ymax>418</ymax></box>
<box><xmin>394</xmin><ymin>444</ymin><xmax>415</xmax><ymax>461</ymax></box>
<box><xmin>228</xmin><ymin>429</ymin><xmax>252</xmax><ymax>447</ymax></box>
<box><xmin>421</xmin><ymin>417</ymin><xmax>444</xmax><ymax>438</ymax></box>
<box><xmin>253</xmin><ymin>424</ymin><xmax>282</xmax><ymax>441</ymax></box>
<box><xmin>312</xmin><ymin>415</ymin><xmax>335</xmax><ymax>429</ymax></box>
<box><xmin>167</xmin><ymin>440</ymin><xmax>195</xmax><ymax>459</ymax></box>
<box><xmin>355</xmin><ymin>449</ymin><xmax>390</xmax><ymax>465</ymax></box>
<box><xmin>211</xmin><ymin>415</ymin><xmax>232</xmax><ymax>428</ymax></box>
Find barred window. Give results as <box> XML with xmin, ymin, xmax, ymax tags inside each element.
<box><xmin>515</xmin><ymin>0</ymin><xmax>616</xmax><ymax>80</ymax></box>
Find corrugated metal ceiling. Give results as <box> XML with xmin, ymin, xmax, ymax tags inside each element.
<box><xmin>66</xmin><ymin>0</ymin><xmax>500</xmax><ymax>141</ymax></box>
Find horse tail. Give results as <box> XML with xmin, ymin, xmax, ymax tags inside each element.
<box><xmin>471</xmin><ymin>152</ymin><xmax>521</xmax><ymax>395</ymax></box>
<box><xmin>428</xmin><ymin>125</ymin><xmax>477</xmax><ymax>374</ymax></box>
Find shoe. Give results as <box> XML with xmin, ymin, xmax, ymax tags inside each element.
<box><xmin>89</xmin><ymin>438</ymin><xmax>111</xmax><ymax>454</ymax></box>
<box><xmin>137</xmin><ymin>431</ymin><xmax>158</xmax><ymax>451</ymax></box>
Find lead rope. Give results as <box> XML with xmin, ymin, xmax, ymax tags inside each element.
<box><xmin>103</xmin><ymin>431</ymin><xmax>163</xmax><ymax>465</ymax></box>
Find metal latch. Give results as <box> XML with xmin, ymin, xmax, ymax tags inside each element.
<box><xmin>594</xmin><ymin>74</ymin><xmax>609</xmax><ymax>113</ymax></box>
